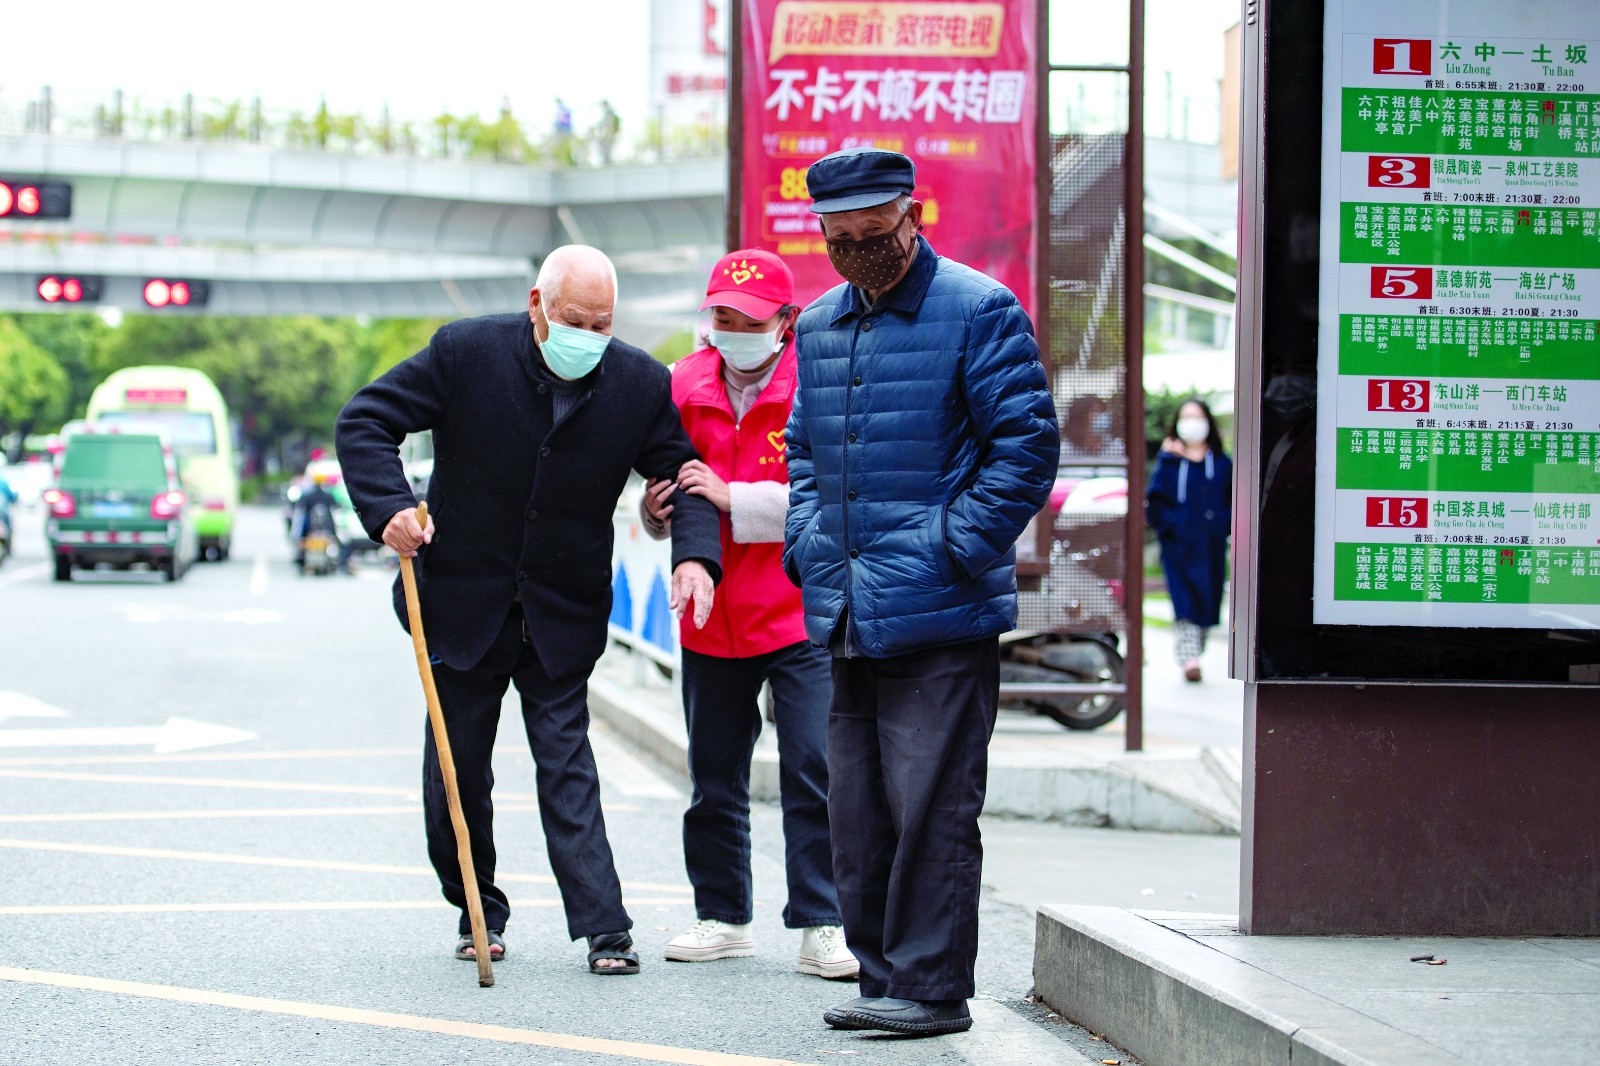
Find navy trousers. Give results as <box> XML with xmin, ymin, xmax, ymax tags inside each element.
<box><xmin>681</xmin><ymin>641</ymin><xmax>841</xmax><ymax>929</ymax></box>
<box><xmin>828</xmin><ymin>637</ymin><xmax>999</xmax><ymax>1001</ymax></box>
<box><xmin>424</xmin><ymin>608</ymin><xmax>630</xmax><ymax>941</ymax></box>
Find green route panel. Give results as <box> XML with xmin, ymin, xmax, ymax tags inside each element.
<box><xmin>1343</xmin><ymin>202</ymin><xmax>1600</xmax><ymax>265</ymax></box>
<box><xmin>1338</xmin><ymin>315</ymin><xmax>1600</xmax><ymax>377</ymax></box>
<box><xmin>1338</xmin><ymin>427</ymin><xmax>1600</xmax><ymax>492</ymax></box>
<box><xmin>1342</xmin><ymin>88</ymin><xmax>1600</xmax><ymax>157</ymax></box>
<box><xmin>1334</xmin><ymin>542</ymin><xmax>1600</xmax><ymax>604</ymax></box>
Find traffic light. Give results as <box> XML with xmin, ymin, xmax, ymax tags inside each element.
<box><xmin>0</xmin><ymin>179</ymin><xmax>71</xmax><ymax>219</ymax></box>
<box><xmin>142</xmin><ymin>278</ymin><xmax>211</xmax><ymax>309</ymax></box>
<box><xmin>35</xmin><ymin>275</ymin><xmax>103</xmax><ymax>304</ymax></box>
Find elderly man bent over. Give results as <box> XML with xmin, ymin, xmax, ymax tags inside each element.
<box><xmin>337</xmin><ymin>245</ymin><xmax>721</xmax><ymax>975</ymax></box>
<box><xmin>783</xmin><ymin>149</ymin><xmax>1059</xmax><ymax>1036</ymax></box>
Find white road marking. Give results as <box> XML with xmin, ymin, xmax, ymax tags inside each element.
<box><xmin>111</xmin><ymin>604</ymin><xmax>284</xmax><ymax>625</ymax></box>
<box><xmin>590</xmin><ymin>729</ymin><xmax>682</xmax><ymax>800</ymax></box>
<box><xmin>961</xmin><ymin>999</ymin><xmax>1106</xmax><ymax>1065</ymax></box>
<box><xmin>0</xmin><ymin>717</ymin><xmax>257</xmax><ymax>754</ymax></box>
<box><xmin>0</xmin><ymin>562</ymin><xmax>50</xmax><ymax>591</ymax></box>
<box><xmin>249</xmin><ymin>553</ymin><xmax>268</xmax><ymax>596</ymax></box>
<box><xmin>0</xmin><ymin>692</ymin><xmax>70</xmax><ymax>725</ymax></box>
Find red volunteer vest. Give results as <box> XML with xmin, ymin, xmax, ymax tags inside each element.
<box><xmin>671</xmin><ymin>343</ymin><xmax>807</xmax><ymax>658</ymax></box>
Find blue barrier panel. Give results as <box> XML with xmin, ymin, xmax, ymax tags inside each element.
<box><xmin>609</xmin><ymin>562</ymin><xmax>634</xmax><ymax>631</ymax></box>
<box><xmin>641</xmin><ymin>570</ymin><xmax>676</xmax><ymax>654</ymax></box>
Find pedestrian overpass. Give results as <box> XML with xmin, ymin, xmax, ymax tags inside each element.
<box><xmin>0</xmin><ymin>135</ymin><xmax>725</xmax><ymax>339</ymax></box>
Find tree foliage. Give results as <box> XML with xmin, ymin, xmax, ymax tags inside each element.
<box><xmin>96</xmin><ymin>316</ymin><xmax>369</xmax><ymax>471</ymax></box>
<box><xmin>0</xmin><ymin>319</ymin><xmax>70</xmax><ymax>456</ymax></box>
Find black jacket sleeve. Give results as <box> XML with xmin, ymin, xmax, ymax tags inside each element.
<box><xmin>335</xmin><ymin>328</ymin><xmax>453</xmax><ymax>541</ymax></box>
<box><xmin>633</xmin><ymin>376</ymin><xmax>723</xmax><ymax>586</ymax></box>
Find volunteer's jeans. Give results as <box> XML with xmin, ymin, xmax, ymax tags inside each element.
<box><xmin>828</xmin><ymin>637</ymin><xmax>1000</xmax><ymax>1001</ymax></box>
<box><xmin>680</xmin><ymin>641</ymin><xmax>841</xmax><ymax>928</ymax></box>
<box><xmin>424</xmin><ymin>607</ymin><xmax>630</xmax><ymax>941</ymax></box>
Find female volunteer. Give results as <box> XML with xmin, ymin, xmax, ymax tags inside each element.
<box><xmin>642</xmin><ymin>249</ymin><xmax>856</xmax><ymax>980</ymax></box>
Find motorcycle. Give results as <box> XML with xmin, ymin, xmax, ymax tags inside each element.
<box><xmin>297</xmin><ymin>499</ymin><xmax>344</xmax><ymax>577</ymax></box>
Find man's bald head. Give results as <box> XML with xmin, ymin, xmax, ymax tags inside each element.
<box><xmin>529</xmin><ymin>244</ymin><xmax>617</xmax><ymax>339</ymax></box>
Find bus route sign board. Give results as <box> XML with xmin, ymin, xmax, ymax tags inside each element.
<box><xmin>1314</xmin><ymin>0</ymin><xmax>1600</xmax><ymax>629</ymax></box>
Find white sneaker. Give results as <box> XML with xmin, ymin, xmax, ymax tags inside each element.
<box><xmin>798</xmin><ymin>925</ymin><xmax>859</xmax><ymax>980</ymax></box>
<box><xmin>664</xmin><ymin>919</ymin><xmax>755</xmax><ymax>962</ymax></box>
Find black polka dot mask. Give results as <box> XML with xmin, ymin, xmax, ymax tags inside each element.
<box><xmin>824</xmin><ymin>212</ymin><xmax>914</xmax><ymax>293</ymax></box>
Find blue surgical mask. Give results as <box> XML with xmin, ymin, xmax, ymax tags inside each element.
<box><xmin>540</xmin><ymin>318</ymin><xmax>610</xmax><ymax>379</ymax></box>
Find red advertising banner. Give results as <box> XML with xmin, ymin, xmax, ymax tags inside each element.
<box><xmin>738</xmin><ymin>0</ymin><xmax>1037</xmax><ymax>316</ymax></box>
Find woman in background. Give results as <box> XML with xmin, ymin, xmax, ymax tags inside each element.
<box><xmin>1146</xmin><ymin>399</ymin><xmax>1232</xmax><ymax>683</ymax></box>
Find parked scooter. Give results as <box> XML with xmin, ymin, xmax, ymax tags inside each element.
<box><xmin>1003</xmin><ymin>474</ymin><xmax>1129</xmax><ymax>730</ymax></box>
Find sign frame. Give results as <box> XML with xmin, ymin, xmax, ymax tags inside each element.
<box><xmin>1233</xmin><ymin>0</ymin><xmax>1600</xmax><ymax>685</ymax></box>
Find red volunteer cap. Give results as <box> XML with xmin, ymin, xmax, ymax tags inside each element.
<box><xmin>700</xmin><ymin>249</ymin><xmax>794</xmax><ymax>319</ymax></box>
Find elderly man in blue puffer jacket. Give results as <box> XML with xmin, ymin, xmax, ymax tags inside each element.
<box><xmin>783</xmin><ymin>148</ymin><xmax>1059</xmax><ymax>1038</ymax></box>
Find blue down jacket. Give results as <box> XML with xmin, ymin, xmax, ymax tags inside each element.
<box><xmin>783</xmin><ymin>237</ymin><xmax>1059</xmax><ymax>657</ymax></box>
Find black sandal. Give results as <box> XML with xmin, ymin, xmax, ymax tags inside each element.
<box><xmin>454</xmin><ymin>930</ymin><xmax>505</xmax><ymax>961</ymax></box>
<box><xmin>587</xmin><ymin>931</ymin><xmax>640</xmax><ymax>975</ymax></box>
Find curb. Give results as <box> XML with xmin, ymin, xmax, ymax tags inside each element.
<box><xmin>589</xmin><ymin>657</ymin><xmax>1240</xmax><ymax>834</ymax></box>
<box><xmin>1033</xmin><ymin>906</ymin><xmax>1462</xmax><ymax>1066</ymax></box>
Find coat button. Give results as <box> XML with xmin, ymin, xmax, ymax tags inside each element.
<box><xmin>847</xmin><ymin>491</ymin><xmax>857</xmax><ymax>501</ymax></box>
<box><xmin>539</xmin><ymin>447</ymin><xmax>550</xmax><ymax>457</ymax></box>
<box><xmin>848</xmin><ymin>433</ymin><xmax>857</xmax><ymax>443</ymax></box>
<box><xmin>862</xmin><ymin>321</ymin><xmax>873</xmax><ymax>332</ymax></box>
<box><xmin>527</xmin><ymin>509</ymin><xmax>539</xmax><ymax>521</ymax></box>
<box><xmin>537</xmin><ymin>384</ymin><xmax>548</xmax><ymax>394</ymax></box>
<box><xmin>853</xmin><ymin>376</ymin><xmax>862</xmax><ymax>386</ymax></box>
<box><xmin>517</xmin><ymin>570</ymin><xmax>528</xmax><ymax>581</ymax></box>
<box><xmin>849</xmin><ymin>549</ymin><xmax>860</xmax><ymax>559</ymax></box>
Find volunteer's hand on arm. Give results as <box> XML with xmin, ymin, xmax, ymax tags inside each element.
<box><xmin>382</xmin><ymin>507</ymin><xmax>435</xmax><ymax>557</ymax></box>
<box><xmin>670</xmin><ymin>560</ymin><xmax>716</xmax><ymax>628</ymax></box>
<box><xmin>677</xmin><ymin>459</ymin><xmax>731</xmax><ymax>512</ymax></box>
<box><xmin>643</xmin><ymin>477</ymin><xmax>677</xmax><ymax>525</ymax></box>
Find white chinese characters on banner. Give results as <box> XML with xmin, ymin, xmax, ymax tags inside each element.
<box><xmin>764</xmin><ymin>67</ymin><xmax>1027</xmax><ymax>123</ymax></box>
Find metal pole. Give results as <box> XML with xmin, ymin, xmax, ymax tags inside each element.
<box><xmin>1123</xmin><ymin>0</ymin><xmax>1147</xmax><ymax>753</ymax></box>
<box><xmin>1035</xmin><ymin>0</ymin><xmax>1051</xmax><ymax>376</ymax></box>
<box><xmin>726</xmin><ymin>0</ymin><xmax>745</xmax><ymax>252</ymax></box>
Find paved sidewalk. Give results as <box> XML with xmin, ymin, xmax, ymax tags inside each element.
<box><xmin>1035</xmin><ymin>907</ymin><xmax>1600</xmax><ymax>1066</ymax></box>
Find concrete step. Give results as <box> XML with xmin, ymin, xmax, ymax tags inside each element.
<box><xmin>588</xmin><ymin>649</ymin><xmax>1241</xmax><ymax>835</ymax></box>
<box><xmin>1032</xmin><ymin>905</ymin><xmax>1600</xmax><ymax>1065</ymax></box>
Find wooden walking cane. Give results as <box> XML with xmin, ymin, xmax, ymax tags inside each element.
<box><xmin>399</xmin><ymin>501</ymin><xmax>494</xmax><ymax>988</ymax></box>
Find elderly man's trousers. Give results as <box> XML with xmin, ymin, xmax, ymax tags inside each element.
<box><xmin>423</xmin><ymin>607</ymin><xmax>630</xmax><ymax>941</ymax></box>
<box><xmin>827</xmin><ymin>637</ymin><xmax>999</xmax><ymax>1001</ymax></box>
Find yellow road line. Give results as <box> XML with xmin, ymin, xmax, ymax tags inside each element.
<box><xmin>0</xmin><ymin>966</ymin><xmax>812</xmax><ymax>1066</ymax></box>
<box><xmin>0</xmin><ymin>838</ymin><xmax>693</xmax><ymax>894</ymax></box>
<box><xmin>0</xmin><ymin>897</ymin><xmax>692</xmax><ymax>916</ymax></box>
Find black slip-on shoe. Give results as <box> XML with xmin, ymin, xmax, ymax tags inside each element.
<box><xmin>823</xmin><ymin>997</ymin><xmax>888</xmax><ymax>1030</ymax></box>
<box><xmin>838</xmin><ymin>998</ymin><xmax>973</xmax><ymax>1037</ymax></box>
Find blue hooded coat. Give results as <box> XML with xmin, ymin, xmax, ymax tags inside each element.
<box><xmin>783</xmin><ymin>236</ymin><xmax>1059</xmax><ymax>657</ymax></box>
<box><xmin>1146</xmin><ymin>448</ymin><xmax>1232</xmax><ymax>627</ymax></box>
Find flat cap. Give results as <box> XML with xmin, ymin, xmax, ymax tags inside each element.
<box><xmin>805</xmin><ymin>147</ymin><xmax>916</xmax><ymax>214</ymax></box>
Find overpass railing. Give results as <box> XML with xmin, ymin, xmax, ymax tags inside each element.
<box><xmin>0</xmin><ymin>86</ymin><xmax>725</xmax><ymax>167</ymax></box>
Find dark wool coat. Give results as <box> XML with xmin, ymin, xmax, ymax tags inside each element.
<box><xmin>783</xmin><ymin>237</ymin><xmax>1060</xmax><ymax>657</ymax></box>
<box><xmin>336</xmin><ymin>312</ymin><xmax>722</xmax><ymax>677</ymax></box>
<box><xmin>1146</xmin><ymin>449</ymin><xmax>1232</xmax><ymax>627</ymax></box>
